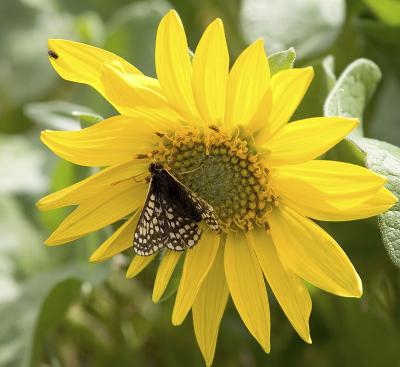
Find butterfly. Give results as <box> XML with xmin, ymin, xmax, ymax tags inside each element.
<box><xmin>133</xmin><ymin>163</ymin><xmax>219</xmax><ymax>256</ymax></box>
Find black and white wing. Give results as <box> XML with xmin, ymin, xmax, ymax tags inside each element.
<box><xmin>133</xmin><ymin>182</ymin><xmax>166</xmax><ymax>256</ymax></box>
<box><xmin>160</xmin><ymin>196</ymin><xmax>202</xmax><ymax>251</ymax></box>
<box><xmin>133</xmin><ymin>167</ymin><xmax>219</xmax><ymax>256</ymax></box>
<box><xmin>133</xmin><ymin>173</ymin><xmax>203</xmax><ymax>256</ymax></box>
<box><xmin>186</xmin><ymin>190</ymin><xmax>220</xmax><ymax>231</ymax></box>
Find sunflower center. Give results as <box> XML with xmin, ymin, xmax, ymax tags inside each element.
<box><xmin>155</xmin><ymin>126</ymin><xmax>275</xmax><ymax>231</ymax></box>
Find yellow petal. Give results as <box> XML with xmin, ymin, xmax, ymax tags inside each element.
<box><xmin>101</xmin><ymin>61</ymin><xmax>182</xmax><ymax>129</ymax></box>
<box><xmin>192</xmin><ymin>241</ymin><xmax>228</xmax><ymax>367</ymax></box>
<box><xmin>155</xmin><ymin>10</ymin><xmax>200</xmax><ymax>124</ymax></box>
<box><xmin>37</xmin><ymin>160</ymin><xmax>149</xmax><ymax>210</ymax></box>
<box><xmin>102</xmin><ymin>61</ymin><xmax>165</xmax><ymax>106</ymax></box>
<box><xmin>247</xmin><ymin>229</ymin><xmax>312</xmax><ymax>343</ymax></box>
<box><xmin>283</xmin><ymin>185</ymin><xmax>397</xmax><ymax>221</ymax></box>
<box><xmin>255</xmin><ymin>67</ymin><xmax>314</xmax><ymax>144</ymax></box>
<box><xmin>172</xmin><ymin>231</ymin><xmax>220</xmax><ymax>325</ymax></box>
<box><xmin>192</xmin><ymin>18</ymin><xmax>229</xmax><ymax>125</ymax></box>
<box><xmin>264</xmin><ymin>117</ymin><xmax>358</xmax><ymax>165</ymax></box>
<box><xmin>246</xmin><ymin>87</ymin><xmax>273</xmax><ymax>134</ymax></box>
<box><xmin>45</xmin><ymin>183</ymin><xmax>147</xmax><ymax>245</ymax></box>
<box><xmin>47</xmin><ymin>39</ymin><xmax>142</xmax><ymax>115</ymax></box>
<box><xmin>90</xmin><ymin>211</ymin><xmax>139</xmax><ymax>263</ymax></box>
<box><xmin>152</xmin><ymin>251</ymin><xmax>181</xmax><ymax>303</ymax></box>
<box><xmin>126</xmin><ymin>254</ymin><xmax>156</xmax><ymax>278</ymax></box>
<box><xmin>225</xmin><ymin>39</ymin><xmax>270</xmax><ymax>128</ymax></box>
<box><xmin>269</xmin><ymin>206</ymin><xmax>362</xmax><ymax>297</ymax></box>
<box><xmin>272</xmin><ymin>160</ymin><xmax>387</xmax><ymax>212</ymax></box>
<box><xmin>41</xmin><ymin>115</ymin><xmax>158</xmax><ymax>167</ymax></box>
<box><xmin>224</xmin><ymin>231</ymin><xmax>270</xmax><ymax>352</ymax></box>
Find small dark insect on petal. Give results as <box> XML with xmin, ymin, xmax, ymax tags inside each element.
<box><xmin>48</xmin><ymin>50</ymin><xmax>59</xmax><ymax>59</ymax></box>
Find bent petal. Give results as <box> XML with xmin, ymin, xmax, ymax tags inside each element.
<box><xmin>193</xmin><ymin>242</ymin><xmax>228</xmax><ymax>367</ymax></box>
<box><xmin>225</xmin><ymin>39</ymin><xmax>270</xmax><ymax>129</ymax></box>
<box><xmin>224</xmin><ymin>231</ymin><xmax>270</xmax><ymax>352</ymax></box>
<box><xmin>247</xmin><ymin>229</ymin><xmax>312</xmax><ymax>343</ymax></box>
<box><xmin>152</xmin><ymin>251</ymin><xmax>181</xmax><ymax>303</ymax></box>
<box><xmin>101</xmin><ymin>62</ymin><xmax>183</xmax><ymax>129</ymax></box>
<box><xmin>255</xmin><ymin>67</ymin><xmax>314</xmax><ymax>144</ymax></box>
<box><xmin>264</xmin><ymin>117</ymin><xmax>358</xmax><ymax>166</ymax></box>
<box><xmin>192</xmin><ymin>18</ymin><xmax>229</xmax><ymax>126</ymax></box>
<box><xmin>272</xmin><ymin>160</ymin><xmax>387</xmax><ymax>212</ymax></box>
<box><xmin>45</xmin><ymin>183</ymin><xmax>147</xmax><ymax>245</ymax></box>
<box><xmin>37</xmin><ymin>160</ymin><xmax>149</xmax><ymax>210</ymax></box>
<box><xmin>172</xmin><ymin>231</ymin><xmax>220</xmax><ymax>325</ymax></box>
<box><xmin>269</xmin><ymin>206</ymin><xmax>362</xmax><ymax>297</ymax></box>
<box><xmin>47</xmin><ymin>39</ymin><xmax>142</xmax><ymax>114</ymax></box>
<box><xmin>41</xmin><ymin>115</ymin><xmax>158</xmax><ymax>167</ymax></box>
<box><xmin>126</xmin><ymin>254</ymin><xmax>156</xmax><ymax>278</ymax></box>
<box><xmin>283</xmin><ymin>185</ymin><xmax>397</xmax><ymax>221</ymax></box>
<box><xmin>90</xmin><ymin>212</ymin><xmax>139</xmax><ymax>262</ymax></box>
<box><xmin>156</xmin><ymin>10</ymin><xmax>200</xmax><ymax>124</ymax></box>
<box><xmin>102</xmin><ymin>61</ymin><xmax>165</xmax><ymax>107</ymax></box>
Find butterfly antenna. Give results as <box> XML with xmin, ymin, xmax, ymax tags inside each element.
<box><xmin>178</xmin><ymin>166</ymin><xmax>202</xmax><ymax>175</ymax></box>
<box><xmin>177</xmin><ymin>158</ymin><xmax>207</xmax><ymax>175</ymax></box>
<box><xmin>134</xmin><ymin>149</ymin><xmax>159</xmax><ymax>160</ymax></box>
<box><xmin>111</xmin><ymin>171</ymin><xmax>149</xmax><ymax>186</ymax></box>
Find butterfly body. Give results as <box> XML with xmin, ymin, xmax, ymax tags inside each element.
<box><xmin>133</xmin><ymin>163</ymin><xmax>219</xmax><ymax>256</ymax></box>
<box><xmin>150</xmin><ymin>163</ymin><xmax>202</xmax><ymax>223</ymax></box>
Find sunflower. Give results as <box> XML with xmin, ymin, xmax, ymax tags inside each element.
<box><xmin>38</xmin><ymin>10</ymin><xmax>397</xmax><ymax>366</ymax></box>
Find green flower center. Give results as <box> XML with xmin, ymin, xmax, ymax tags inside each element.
<box><xmin>155</xmin><ymin>126</ymin><xmax>275</xmax><ymax>231</ymax></box>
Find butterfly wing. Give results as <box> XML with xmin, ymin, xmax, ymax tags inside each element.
<box><xmin>163</xmin><ymin>170</ymin><xmax>220</xmax><ymax>232</ymax></box>
<box><xmin>155</xmin><ymin>169</ymin><xmax>203</xmax><ymax>251</ymax></box>
<box><xmin>160</xmin><ymin>195</ymin><xmax>203</xmax><ymax>251</ymax></box>
<box><xmin>133</xmin><ymin>179</ymin><xmax>167</xmax><ymax>256</ymax></box>
<box><xmin>186</xmin><ymin>190</ymin><xmax>220</xmax><ymax>231</ymax></box>
<box><xmin>133</xmin><ymin>167</ymin><xmax>219</xmax><ymax>256</ymax></box>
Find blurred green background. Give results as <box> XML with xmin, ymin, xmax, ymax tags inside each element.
<box><xmin>1</xmin><ymin>0</ymin><xmax>400</xmax><ymax>366</ymax></box>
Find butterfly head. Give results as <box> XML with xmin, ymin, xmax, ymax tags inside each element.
<box><xmin>149</xmin><ymin>162</ymin><xmax>163</xmax><ymax>174</ymax></box>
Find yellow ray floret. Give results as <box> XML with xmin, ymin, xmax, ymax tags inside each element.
<box><xmin>192</xmin><ymin>19</ymin><xmax>229</xmax><ymax>126</ymax></box>
<box><xmin>247</xmin><ymin>229</ymin><xmax>312</xmax><ymax>343</ymax></box>
<box><xmin>224</xmin><ymin>231</ymin><xmax>271</xmax><ymax>352</ymax></box>
<box><xmin>269</xmin><ymin>206</ymin><xmax>362</xmax><ymax>297</ymax></box>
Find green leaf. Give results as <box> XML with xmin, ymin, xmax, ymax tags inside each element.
<box><xmin>24</xmin><ymin>101</ymin><xmax>96</xmax><ymax>131</ymax></box>
<box><xmin>324</xmin><ymin>58</ymin><xmax>382</xmax><ymax>136</ymax></box>
<box><xmin>0</xmin><ymin>196</ymin><xmax>46</xmax><ymax>278</ymax></box>
<box><xmin>0</xmin><ymin>263</ymin><xmax>109</xmax><ymax>367</ymax></box>
<box><xmin>72</xmin><ymin>111</ymin><xmax>104</xmax><ymax>128</ymax></box>
<box><xmin>323</xmin><ymin>57</ymin><xmax>400</xmax><ymax>269</ymax></box>
<box><xmin>39</xmin><ymin>159</ymin><xmax>81</xmax><ymax>232</ymax></box>
<box><xmin>293</xmin><ymin>55</ymin><xmax>336</xmax><ymax>119</ymax></box>
<box><xmin>268</xmin><ymin>47</ymin><xmax>296</xmax><ymax>75</ymax></box>
<box><xmin>28</xmin><ymin>264</ymin><xmax>109</xmax><ymax>367</ymax></box>
<box><xmin>363</xmin><ymin>0</ymin><xmax>400</xmax><ymax>26</ymax></box>
<box><xmin>29</xmin><ymin>278</ymin><xmax>81</xmax><ymax>366</ymax></box>
<box><xmin>240</xmin><ymin>0</ymin><xmax>346</xmax><ymax>60</ymax></box>
<box><xmin>351</xmin><ymin>137</ymin><xmax>400</xmax><ymax>268</ymax></box>
<box><xmin>321</xmin><ymin>55</ymin><xmax>337</xmax><ymax>91</ymax></box>
<box><xmin>0</xmin><ymin>134</ymin><xmax>47</xmax><ymax>194</ymax></box>
<box><xmin>356</xmin><ymin>20</ymin><xmax>400</xmax><ymax>146</ymax></box>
